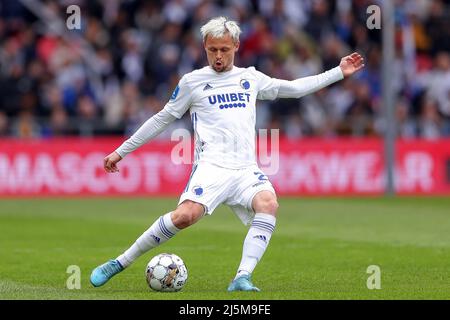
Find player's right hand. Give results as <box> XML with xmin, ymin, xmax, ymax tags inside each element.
<box><xmin>104</xmin><ymin>151</ymin><xmax>122</xmax><ymax>173</ymax></box>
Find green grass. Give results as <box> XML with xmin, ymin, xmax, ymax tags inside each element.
<box><xmin>0</xmin><ymin>197</ymin><xmax>449</xmax><ymax>300</ymax></box>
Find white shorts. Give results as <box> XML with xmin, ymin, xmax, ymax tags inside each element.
<box><xmin>178</xmin><ymin>162</ymin><xmax>276</xmax><ymax>225</ymax></box>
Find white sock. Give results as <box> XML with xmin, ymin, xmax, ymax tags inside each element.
<box><xmin>116</xmin><ymin>212</ymin><xmax>180</xmax><ymax>268</ymax></box>
<box><xmin>235</xmin><ymin>213</ymin><xmax>276</xmax><ymax>279</ymax></box>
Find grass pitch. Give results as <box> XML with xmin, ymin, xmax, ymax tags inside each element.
<box><xmin>0</xmin><ymin>197</ymin><xmax>449</xmax><ymax>300</ymax></box>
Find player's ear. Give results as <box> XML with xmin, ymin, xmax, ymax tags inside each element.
<box><xmin>203</xmin><ymin>36</ymin><xmax>208</xmax><ymax>50</ymax></box>
<box><xmin>234</xmin><ymin>40</ymin><xmax>240</xmax><ymax>52</ymax></box>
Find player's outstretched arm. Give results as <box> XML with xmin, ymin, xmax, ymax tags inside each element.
<box><xmin>275</xmin><ymin>51</ymin><xmax>364</xmax><ymax>99</ymax></box>
<box><xmin>104</xmin><ymin>75</ymin><xmax>192</xmax><ymax>174</ymax></box>
<box><xmin>104</xmin><ymin>108</ymin><xmax>177</xmax><ymax>174</ymax></box>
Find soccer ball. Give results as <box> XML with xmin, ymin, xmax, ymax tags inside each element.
<box><xmin>145</xmin><ymin>253</ymin><xmax>188</xmax><ymax>292</ymax></box>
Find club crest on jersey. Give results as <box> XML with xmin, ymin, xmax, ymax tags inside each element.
<box><xmin>192</xmin><ymin>185</ymin><xmax>204</xmax><ymax>196</ymax></box>
<box><xmin>240</xmin><ymin>79</ymin><xmax>250</xmax><ymax>90</ymax></box>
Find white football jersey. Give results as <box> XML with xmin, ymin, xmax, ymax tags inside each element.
<box><xmin>164</xmin><ymin>66</ymin><xmax>281</xmax><ymax>169</ymax></box>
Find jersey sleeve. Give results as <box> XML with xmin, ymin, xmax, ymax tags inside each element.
<box><xmin>251</xmin><ymin>68</ymin><xmax>281</xmax><ymax>101</ymax></box>
<box><xmin>277</xmin><ymin>66</ymin><xmax>344</xmax><ymax>98</ymax></box>
<box><xmin>163</xmin><ymin>75</ymin><xmax>193</xmax><ymax>119</ymax></box>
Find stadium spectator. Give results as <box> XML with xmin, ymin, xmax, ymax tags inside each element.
<box><xmin>0</xmin><ymin>0</ymin><xmax>449</xmax><ymax>139</ymax></box>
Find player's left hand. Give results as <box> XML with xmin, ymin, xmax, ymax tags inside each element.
<box><xmin>339</xmin><ymin>52</ymin><xmax>365</xmax><ymax>77</ymax></box>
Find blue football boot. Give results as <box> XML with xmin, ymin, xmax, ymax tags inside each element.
<box><xmin>227</xmin><ymin>274</ymin><xmax>260</xmax><ymax>292</ymax></box>
<box><xmin>90</xmin><ymin>259</ymin><xmax>124</xmax><ymax>287</ymax></box>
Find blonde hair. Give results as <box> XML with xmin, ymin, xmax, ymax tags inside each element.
<box><xmin>200</xmin><ymin>16</ymin><xmax>241</xmax><ymax>43</ymax></box>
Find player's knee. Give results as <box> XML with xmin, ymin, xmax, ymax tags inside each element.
<box><xmin>254</xmin><ymin>196</ymin><xmax>279</xmax><ymax>215</ymax></box>
<box><xmin>171</xmin><ymin>212</ymin><xmax>192</xmax><ymax>229</ymax></box>
<box><xmin>172</xmin><ymin>201</ymin><xmax>204</xmax><ymax>229</ymax></box>
<box><xmin>264</xmin><ymin>198</ymin><xmax>279</xmax><ymax>214</ymax></box>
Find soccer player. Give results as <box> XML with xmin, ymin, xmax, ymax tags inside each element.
<box><xmin>90</xmin><ymin>17</ymin><xmax>364</xmax><ymax>291</ymax></box>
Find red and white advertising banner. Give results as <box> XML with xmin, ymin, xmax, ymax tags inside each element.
<box><xmin>0</xmin><ymin>138</ymin><xmax>449</xmax><ymax>196</ymax></box>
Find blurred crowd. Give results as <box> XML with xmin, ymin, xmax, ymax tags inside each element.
<box><xmin>0</xmin><ymin>0</ymin><xmax>449</xmax><ymax>139</ymax></box>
